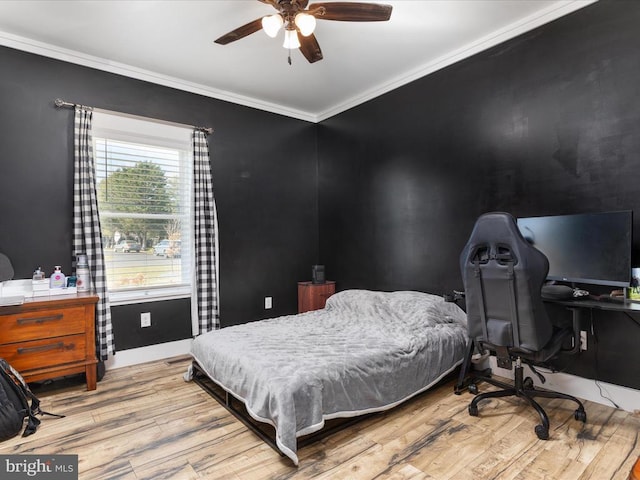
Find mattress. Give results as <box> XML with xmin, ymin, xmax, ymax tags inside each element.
<box><xmin>187</xmin><ymin>289</ymin><xmax>468</xmax><ymax>465</ymax></box>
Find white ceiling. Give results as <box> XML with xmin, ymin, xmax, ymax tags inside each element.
<box><xmin>0</xmin><ymin>0</ymin><xmax>595</xmax><ymax>123</ymax></box>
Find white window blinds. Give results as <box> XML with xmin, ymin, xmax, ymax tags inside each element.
<box><xmin>92</xmin><ymin>112</ymin><xmax>193</xmax><ymax>304</ymax></box>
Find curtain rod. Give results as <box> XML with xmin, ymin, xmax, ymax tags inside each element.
<box><xmin>53</xmin><ymin>98</ymin><xmax>213</xmax><ymax>135</ymax></box>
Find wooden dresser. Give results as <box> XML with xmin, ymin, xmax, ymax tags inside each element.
<box><xmin>298</xmin><ymin>281</ymin><xmax>336</xmax><ymax>313</ymax></box>
<box><xmin>0</xmin><ymin>293</ymin><xmax>99</xmax><ymax>390</ymax></box>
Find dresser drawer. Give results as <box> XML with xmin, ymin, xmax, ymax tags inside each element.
<box><xmin>0</xmin><ymin>307</ymin><xmax>86</xmax><ymax>343</ymax></box>
<box><xmin>0</xmin><ymin>334</ymin><xmax>87</xmax><ymax>372</ymax></box>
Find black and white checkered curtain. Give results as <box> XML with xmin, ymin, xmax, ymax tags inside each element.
<box><xmin>193</xmin><ymin>130</ymin><xmax>220</xmax><ymax>333</ymax></box>
<box><xmin>72</xmin><ymin>107</ymin><xmax>115</xmax><ymax>360</ymax></box>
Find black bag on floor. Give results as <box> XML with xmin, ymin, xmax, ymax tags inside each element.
<box><xmin>0</xmin><ymin>358</ymin><xmax>64</xmax><ymax>441</ymax></box>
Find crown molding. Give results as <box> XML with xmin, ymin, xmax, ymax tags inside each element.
<box><xmin>315</xmin><ymin>0</ymin><xmax>598</xmax><ymax>122</ymax></box>
<box><xmin>0</xmin><ymin>30</ymin><xmax>317</xmax><ymax>123</ymax></box>
<box><xmin>0</xmin><ymin>0</ymin><xmax>596</xmax><ymax>124</ymax></box>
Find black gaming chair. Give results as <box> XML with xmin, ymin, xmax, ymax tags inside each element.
<box><xmin>457</xmin><ymin>212</ymin><xmax>586</xmax><ymax>440</ymax></box>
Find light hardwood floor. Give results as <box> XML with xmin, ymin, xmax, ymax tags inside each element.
<box><xmin>1</xmin><ymin>356</ymin><xmax>638</xmax><ymax>480</ymax></box>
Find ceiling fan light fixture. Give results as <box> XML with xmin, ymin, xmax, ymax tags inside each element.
<box><xmin>261</xmin><ymin>14</ymin><xmax>283</xmax><ymax>38</ymax></box>
<box><xmin>282</xmin><ymin>28</ymin><xmax>301</xmax><ymax>49</ymax></box>
<box><xmin>294</xmin><ymin>12</ymin><xmax>316</xmax><ymax>37</ymax></box>
<box><xmin>215</xmin><ymin>2</ymin><xmax>393</xmax><ymax>64</ymax></box>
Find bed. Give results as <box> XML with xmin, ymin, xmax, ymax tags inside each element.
<box><xmin>185</xmin><ymin>289</ymin><xmax>468</xmax><ymax>465</ymax></box>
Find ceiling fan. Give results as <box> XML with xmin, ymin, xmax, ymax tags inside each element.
<box><xmin>214</xmin><ymin>0</ymin><xmax>393</xmax><ymax>64</ymax></box>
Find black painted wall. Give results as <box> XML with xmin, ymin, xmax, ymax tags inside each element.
<box><xmin>1</xmin><ymin>1</ymin><xmax>639</xmax><ymax>391</ymax></box>
<box><xmin>317</xmin><ymin>1</ymin><xmax>640</xmax><ymax>389</ymax></box>
<box><xmin>0</xmin><ymin>46</ymin><xmax>318</xmax><ymax>349</ymax></box>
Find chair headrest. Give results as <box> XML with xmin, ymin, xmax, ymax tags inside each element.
<box><xmin>462</xmin><ymin>212</ymin><xmax>549</xmax><ymax>273</ymax></box>
<box><xmin>466</xmin><ymin>212</ymin><xmax>528</xmax><ymax>246</ymax></box>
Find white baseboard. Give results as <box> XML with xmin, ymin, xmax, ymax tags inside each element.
<box><xmin>104</xmin><ymin>339</ymin><xmax>193</xmax><ymax>370</ymax></box>
<box><xmin>489</xmin><ymin>357</ymin><xmax>640</xmax><ymax>413</ymax></box>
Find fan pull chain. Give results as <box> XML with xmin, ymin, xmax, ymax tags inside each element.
<box><xmin>288</xmin><ymin>50</ymin><xmax>292</xmax><ymax>65</ymax></box>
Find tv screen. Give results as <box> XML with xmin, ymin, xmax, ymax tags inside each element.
<box><xmin>517</xmin><ymin>211</ymin><xmax>632</xmax><ymax>288</ymax></box>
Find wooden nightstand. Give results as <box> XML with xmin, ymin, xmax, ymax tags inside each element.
<box><xmin>298</xmin><ymin>281</ymin><xmax>336</xmax><ymax>313</ymax></box>
<box><xmin>0</xmin><ymin>293</ymin><xmax>99</xmax><ymax>390</ymax></box>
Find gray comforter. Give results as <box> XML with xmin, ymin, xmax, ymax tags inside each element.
<box><xmin>188</xmin><ymin>289</ymin><xmax>468</xmax><ymax>465</ymax></box>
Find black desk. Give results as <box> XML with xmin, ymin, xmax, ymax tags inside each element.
<box><xmin>544</xmin><ymin>299</ymin><xmax>640</xmax><ymax>313</ymax></box>
<box><xmin>546</xmin><ymin>298</ymin><xmax>640</xmax><ymax>335</ymax></box>
<box><xmin>548</xmin><ymin>298</ymin><xmax>640</xmax><ymax>313</ymax></box>
<box><xmin>544</xmin><ymin>297</ymin><xmax>640</xmax><ymax>392</ymax></box>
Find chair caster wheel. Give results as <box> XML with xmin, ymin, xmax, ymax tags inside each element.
<box><xmin>468</xmin><ymin>404</ymin><xmax>478</xmax><ymax>417</ymax></box>
<box><xmin>468</xmin><ymin>383</ymin><xmax>478</xmax><ymax>395</ymax></box>
<box><xmin>574</xmin><ymin>409</ymin><xmax>587</xmax><ymax>423</ymax></box>
<box><xmin>523</xmin><ymin>377</ymin><xmax>534</xmax><ymax>390</ymax></box>
<box><xmin>535</xmin><ymin>424</ymin><xmax>549</xmax><ymax>440</ymax></box>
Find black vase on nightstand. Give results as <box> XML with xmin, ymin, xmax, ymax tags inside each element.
<box><xmin>312</xmin><ymin>265</ymin><xmax>325</xmax><ymax>284</ymax></box>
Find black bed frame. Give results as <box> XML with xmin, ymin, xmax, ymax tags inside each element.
<box><xmin>190</xmin><ymin>361</ymin><xmax>374</xmax><ymax>460</ymax></box>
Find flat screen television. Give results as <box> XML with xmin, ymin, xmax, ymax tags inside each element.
<box><xmin>516</xmin><ymin>211</ymin><xmax>632</xmax><ymax>288</ymax></box>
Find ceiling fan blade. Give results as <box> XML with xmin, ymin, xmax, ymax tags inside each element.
<box><xmin>309</xmin><ymin>2</ymin><xmax>392</xmax><ymax>22</ymax></box>
<box><xmin>214</xmin><ymin>18</ymin><xmax>264</xmax><ymax>45</ymax></box>
<box><xmin>299</xmin><ymin>33</ymin><xmax>323</xmax><ymax>63</ymax></box>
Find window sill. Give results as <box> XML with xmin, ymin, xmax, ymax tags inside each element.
<box><xmin>108</xmin><ymin>286</ymin><xmax>192</xmax><ymax>306</ymax></box>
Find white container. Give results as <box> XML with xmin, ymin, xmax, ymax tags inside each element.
<box><xmin>48</xmin><ymin>287</ymin><xmax>77</xmax><ymax>296</ymax></box>
<box><xmin>0</xmin><ymin>279</ymin><xmax>32</xmax><ymax>297</ymax></box>
<box><xmin>32</xmin><ymin>279</ymin><xmax>49</xmax><ymax>292</ymax></box>
<box><xmin>50</xmin><ymin>266</ymin><xmax>66</xmax><ymax>289</ymax></box>
<box><xmin>76</xmin><ymin>267</ymin><xmax>90</xmax><ymax>292</ymax></box>
<box><xmin>76</xmin><ymin>254</ymin><xmax>90</xmax><ymax>292</ymax></box>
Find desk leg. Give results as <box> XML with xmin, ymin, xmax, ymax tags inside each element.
<box><xmin>564</xmin><ymin>307</ymin><xmax>584</xmax><ymax>355</ymax></box>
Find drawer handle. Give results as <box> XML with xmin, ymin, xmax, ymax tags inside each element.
<box><xmin>17</xmin><ymin>342</ymin><xmax>66</xmax><ymax>355</ymax></box>
<box><xmin>17</xmin><ymin>314</ymin><xmax>64</xmax><ymax>325</ymax></box>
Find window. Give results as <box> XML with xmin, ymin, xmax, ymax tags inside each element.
<box><xmin>92</xmin><ymin>112</ymin><xmax>192</xmax><ymax>304</ymax></box>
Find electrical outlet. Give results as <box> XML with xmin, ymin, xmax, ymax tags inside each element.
<box><xmin>580</xmin><ymin>330</ymin><xmax>587</xmax><ymax>351</ymax></box>
<box><xmin>141</xmin><ymin>312</ymin><xmax>151</xmax><ymax>328</ymax></box>
<box><xmin>265</xmin><ymin>297</ymin><xmax>272</xmax><ymax>309</ymax></box>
